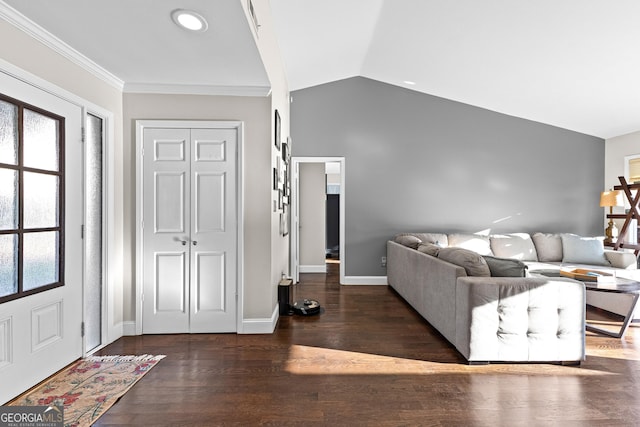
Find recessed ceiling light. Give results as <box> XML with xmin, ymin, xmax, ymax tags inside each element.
<box><xmin>171</xmin><ymin>9</ymin><xmax>208</xmax><ymax>32</ymax></box>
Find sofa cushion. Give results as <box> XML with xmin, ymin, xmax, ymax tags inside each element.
<box><xmin>417</xmin><ymin>243</ymin><xmax>441</xmax><ymax>257</ymax></box>
<box><xmin>561</xmin><ymin>234</ymin><xmax>610</xmax><ymax>266</ymax></box>
<box><xmin>532</xmin><ymin>232</ymin><xmax>563</xmax><ymax>262</ymax></box>
<box><xmin>395</xmin><ymin>234</ymin><xmax>422</xmax><ymax>249</ymax></box>
<box><xmin>483</xmin><ymin>255</ymin><xmax>528</xmax><ymax>277</ymax></box>
<box><xmin>396</xmin><ymin>233</ymin><xmax>448</xmax><ymax>247</ymax></box>
<box><xmin>490</xmin><ymin>233</ymin><xmax>538</xmax><ymax>261</ymax></box>
<box><xmin>448</xmin><ymin>233</ymin><xmax>493</xmax><ymax>256</ymax></box>
<box><xmin>438</xmin><ymin>247</ymin><xmax>491</xmax><ymax>277</ymax></box>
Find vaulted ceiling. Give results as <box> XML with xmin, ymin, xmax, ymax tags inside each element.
<box><xmin>2</xmin><ymin>0</ymin><xmax>640</xmax><ymax>138</ymax></box>
<box><xmin>270</xmin><ymin>0</ymin><xmax>640</xmax><ymax>139</ymax></box>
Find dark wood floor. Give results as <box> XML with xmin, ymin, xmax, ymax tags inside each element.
<box><xmin>95</xmin><ymin>263</ymin><xmax>640</xmax><ymax>426</ymax></box>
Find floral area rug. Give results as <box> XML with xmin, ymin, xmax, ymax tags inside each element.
<box><xmin>10</xmin><ymin>354</ymin><xmax>165</xmax><ymax>427</ymax></box>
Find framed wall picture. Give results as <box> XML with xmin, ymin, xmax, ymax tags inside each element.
<box><xmin>274</xmin><ymin>109</ymin><xmax>281</xmax><ymax>150</ymax></box>
<box><xmin>273</xmin><ymin>167</ymin><xmax>278</xmax><ymax>190</ymax></box>
<box><xmin>282</xmin><ymin>141</ymin><xmax>288</xmax><ymax>164</ymax></box>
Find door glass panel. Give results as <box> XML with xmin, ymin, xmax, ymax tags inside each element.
<box><xmin>85</xmin><ymin>113</ymin><xmax>103</xmax><ymax>352</ymax></box>
<box><xmin>0</xmin><ymin>100</ymin><xmax>17</xmax><ymax>165</ymax></box>
<box><xmin>24</xmin><ymin>172</ymin><xmax>58</xmax><ymax>229</ymax></box>
<box><xmin>0</xmin><ymin>169</ymin><xmax>18</xmax><ymax>229</ymax></box>
<box><xmin>23</xmin><ymin>231</ymin><xmax>59</xmax><ymax>291</ymax></box>
<box><xmin>0</xmin><ymin>234</ymin><xmax>17</xmax><ymax>297</ymax></box>
<box><xmin>23</xmin><ymin>108</ymin><xmax>59</xmax><ymax>171</ymax></box>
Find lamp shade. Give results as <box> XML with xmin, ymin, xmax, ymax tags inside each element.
<box><xmin>600</xmin><ymin>190</ymin><xmax>624</xmax><ymax>207</ymax></box>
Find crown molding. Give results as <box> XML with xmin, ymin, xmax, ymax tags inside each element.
<box><xmin>0</xmin><ymin>2</ymin><xmax>124</xmax><ymax>90</ymax></box>
<box><xmin>124</xmin><ymin>82</ymin><xmax>271</xmax><ymax>97</ymax></box>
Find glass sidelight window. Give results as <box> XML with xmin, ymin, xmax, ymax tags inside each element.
<box><xmin>0</xmin><ymin>93</ymin><xmax>64</xmax><ymax>303</ymax></box>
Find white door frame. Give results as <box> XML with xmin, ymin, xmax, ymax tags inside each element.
<box><xmin>291</xmin><ymin>157</ymin><xmax>345</xmax><ymax>285</ymax></box>
<box><xmin>135</xmin><ymin>120</ymin><xmax>244</xmax><ymax>335</ymax></box>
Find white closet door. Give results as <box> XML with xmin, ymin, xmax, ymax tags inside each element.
<box><xmin>141</xmin><ymin>126</ymin><xmax>237</xmax><ymax>334</ymax></box>
<box><xmin>189</xmin><ymin>128</ymin><xmax>237</xmax><ymax>332</ymax></box>
<box><xmin>142</xmin><ymin>128</ymin><xmax>191</xmax><ymax>333</ymax></box>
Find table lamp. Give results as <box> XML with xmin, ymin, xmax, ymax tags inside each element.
<box><xmin>600</xmin><ymin>190</ymin><xmax>624</xmax><ymax>243</ymax></box>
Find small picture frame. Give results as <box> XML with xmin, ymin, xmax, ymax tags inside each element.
<box><xmin>273</xmin><ymin>167</ymin><xmax>278</xmax><ymax>190</ymax></box>
<box><xmin>282</xmin><ymin>141</ymin><xmax>288</xmax><ymax>164</ymax></box>
<box><xmin>274</xmin><ymin>109</ymin><xmax>281</xmax><ymax>150</ymax></box>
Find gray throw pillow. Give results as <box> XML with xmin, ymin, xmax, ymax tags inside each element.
<box><xmin>532</xmin><ymin>232</ymin><xmax>563</xmax><ymax>262</ymax></box>
<box><xmin>417</xmin><ymin>243</ymin><xmax>441</xmax><ymax>257</ymax></box>
<box><xmin>482</xmin><ymin>255</ymin><xmax>528</xmax><ymax>277</ymax></box>
<box><xmin>437</xmin><ymin>247</ymin><xmax>491</xmax><ymax>277</ymax></box>
<box><xmin>561</xmin><ymin>234</ymin><xmax>610</xmax><ymax>266</ymax></box>
<box><xmin>395</xmin><ymin>234</ymin><xmax>422</xmax><ymax>249</ymax></box>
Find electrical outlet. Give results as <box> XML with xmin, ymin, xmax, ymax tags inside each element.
<box><xmin>381</xmin><ymin>256</ymin><xmax>387</xmax><ymax>267</ymax></box>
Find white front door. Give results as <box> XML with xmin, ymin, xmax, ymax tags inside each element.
<box><xmin>0</xmin><ymin>73</ymin><xmax>83</xmax><ymax>404</ymax></box>
<box><xmin>142</xmin><ymin>125</ymin><xmax>237</xmax><ymax>333</ymax></box>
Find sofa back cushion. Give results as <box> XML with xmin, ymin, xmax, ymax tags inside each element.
<box><xmin>482</xmin><ymin>256</ymin><xmax>528</xmax><ymax>277</ymax></box>
<box><xmin>490</xmin><ymin>233</ymin><xmax>538</xmax><ymax>261</ymax></box>
<box><xmin>561</xmin><ymin>234</ymin><xmax>610</xmax><ymax>266</ymax></box>
<box><xmin>438</xmin><ymin>247</ymin><xmax>491</xmax><ymax>277</ymax></box>
<box><xmin>532</xmin><ymin>232</ymin><xmax>563</xmax><ymax>262</ymax></box>
<box><xmin>448</xmin><ymin>233</ymin><xmax>493</xmax><ymax>256</ymax></box>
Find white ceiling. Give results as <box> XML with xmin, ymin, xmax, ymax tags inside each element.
<box><xmin>271</xmin><ymin>0</ymin><xmax>640</xmax><ymax>139</ymax></box>
<box><xmin>1</xmin><ymin>0</ymin><xmax>270</xmax><ymax>94</ymax></box>
<box><xmin>2</xmin><ymin>0</ymin><xmax>639</xmax><ymax>138</ymax></box>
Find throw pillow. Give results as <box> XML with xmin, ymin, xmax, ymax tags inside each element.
<box><xmin>482</xmin><ymin>255</ymin><xmax>528</xmax><ymax>277</ymax></box>
<box><xmin>395</xmin><ymin>234</ymin><xmax>422</xmax><ymax>249</ymax></box>
<box><xmin>411</xmin><ymin>233</ymin><xmax>449</xmax><ymax>247</ymax></box>
<box><xmin>532</xmin><ymin>232</ymin><xmax>563</xmax><ymax>262</ymax></box>
<box><xmin>489</xmin><ymin>233</ymin><xmax>538</xmax><ymax>261</ymax></box>
<box><xmin>561</xmin><ymin>234</ymin><xmax>610</xmax><ymax>266</ymax></box>
<box><xmin>417</xmin><ymin>242</ymin><xmax>441</xmax><ymax>257</ymax></box>
<box><xmin>437</xmin><ymin>247</ymin><xmax>491</xmax><ymax>277</ymax></box>
<box><xmin>447</xmin><ymin>233</ymin><xmax>493</xmax><ymax>256</ymax></box>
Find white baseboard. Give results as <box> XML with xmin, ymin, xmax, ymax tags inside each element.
<box><xmin>343</xmin><ymin>276</ymin><xmax>388</xmax><ymax>285</ymax></box>
<box><xmin>122</xmin><ymin>321</ymin><xmax>137</xmax><ymax>336</ymax></box>
<box><xmin>300</xmin><ymin>264</ymin><xmax>327</xmax><ymax>273</ymax></box>
<box><xmin>239</xmin><ymin>305</ymin><xmax>279</xmax><ymax>334</ymax></box>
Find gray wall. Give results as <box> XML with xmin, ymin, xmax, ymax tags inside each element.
<box><xmin>291</xmin><ymin>77</ymin><xmax>605</xmax><ymax>277</ymax></box>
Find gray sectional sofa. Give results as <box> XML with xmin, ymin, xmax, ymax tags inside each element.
<box><xmin>387</xmin><ymin>232</ymin><xmax>639</xmax><ymax>364</ymax></box>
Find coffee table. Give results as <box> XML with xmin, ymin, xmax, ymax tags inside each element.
<box><xmin>584</xmin><ymin>279</ymin><xmax>640</xmax><ymax>338</ymax></box>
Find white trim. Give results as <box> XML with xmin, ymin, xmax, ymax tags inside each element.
<box><xmin>240</xmin><ymin>305</ymin><xmax>279</xmax><ymax>334</ymax></box>
<box><xmin>299</xmin><ymin>265</ymin><xmax>327</xmax><ymax>273</ymax></box>
<box><xmin>135</xmin><ymin>120</ymin><xmax>244</xmax><ymax>335</ymax></box>
<box><xmin>124</xmin><ymin>83</ymin><xmax>271</xmax><ymax>97</ymax></box>
<box><xmin>0</xmin><ymin>2</ymin><xmax>124</xmax><ymax>90</ymax></box>
<box><xmin>122</xmin><ymin>321</ymin><xmax>137</xmax><ymax>336</ymax></box>
<box><xmin>343</xmin><ymin>276</ymin><xmax>388</xmax><ymax>286</ymax></box>
<box><xmin>291</xmin><ymin>157</ymin><xmax>346</xmax><ymax>284</ymax></box>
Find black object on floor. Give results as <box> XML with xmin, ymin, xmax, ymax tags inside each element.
<box><xmin>292</xmin><ymin>299</ymin><xmax>321</xmax><ymax>316</ymax></box>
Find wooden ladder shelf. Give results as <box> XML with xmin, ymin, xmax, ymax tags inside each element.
<box><xmin>609</xmin><ymin>176</ymin><xmax>640</xmax><ymax>256</ymax></box>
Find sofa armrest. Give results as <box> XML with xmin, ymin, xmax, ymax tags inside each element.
<box><xmin>455</xmin><ymin>276</ymin><xmax>585</xmax><ymax>363</ymax></box>
<box><xmin>604</xmin><ymin>250</ymin><xmax>638</xmax><ymax>270</ymax></box>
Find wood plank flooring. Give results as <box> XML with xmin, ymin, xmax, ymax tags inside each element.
<box><xmin>95</xmin><ymin>263</ymin><xmax>640</xmax><ymax>426</ymax></box>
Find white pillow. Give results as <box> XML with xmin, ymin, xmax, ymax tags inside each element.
<box><xmin>561</xmin><ymin>234</ymin><xmax>610</xmax><ymax>266</ymax></box>
<box><xmin>447</xmin><ymin>233</ymin><xmax>493</xmax><ymax>256</ymax></box>
<box><xmin>490</xmin><ymin>233</ymin><xmax>538</xmax><ymax>261</ymax></box>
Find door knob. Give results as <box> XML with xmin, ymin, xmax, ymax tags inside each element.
<box><xmin>192</xmin><ymin>241</ymin><xmax>198</xmax><ymax>246</ymax></box>
<box><xmin>180</xmin><ymin>240</ymin><xmax>187</xmax><ymax>246</ymax></box>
